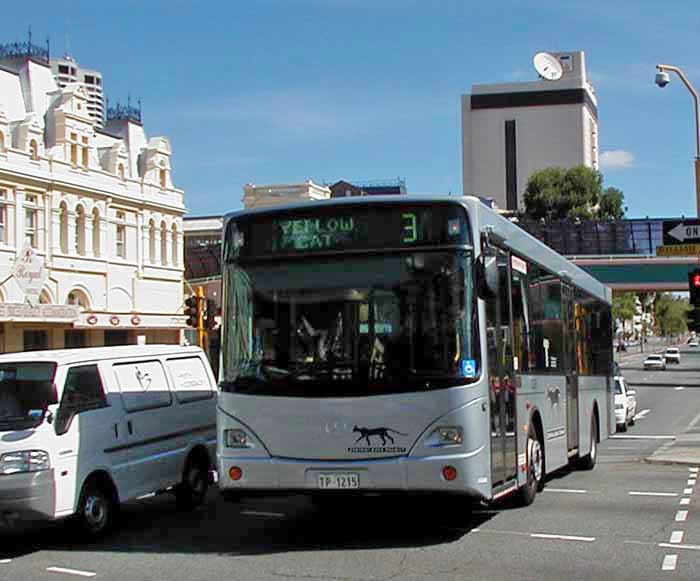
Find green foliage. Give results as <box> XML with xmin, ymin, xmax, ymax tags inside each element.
<box><xmin>612</xmin><ymin>292</ymin><xmax>637</xmax><ymax>325</ymax></box>
<box><xmin>654</xmin><ymin>293</ymin><xmax>690</xmax><ymax>337</ymax></box>
<box><xmin>522</xmin><ymin>165</ymin><xmax>626</xmax><ymax>221</ymax></box>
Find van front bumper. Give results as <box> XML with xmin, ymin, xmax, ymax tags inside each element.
<box><xmin>218</xmin><ymin>449</ymin><xmax>492</xmax><ymax>499</ymax></box>
<box><xmin>0</xmin><ymin>469</ymin><xmax>55</xmax><ymax>525</ymax></box>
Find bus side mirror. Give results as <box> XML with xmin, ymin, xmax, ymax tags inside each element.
<box><xmin>476</xmin><ymin>254</ymin><xmax>499</xmax><ymax>299</ymax></box>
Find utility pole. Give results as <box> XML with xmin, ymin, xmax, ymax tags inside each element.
<box><xmin>196</xmin><ymin>285</ymin><xmax>206</xmax><ymax>350</ymax></box>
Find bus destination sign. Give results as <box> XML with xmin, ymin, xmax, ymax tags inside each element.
<box><xmin>230</xmin><ymin>203</ymin><xmax>471</xmax><ymax>258</ymax></box>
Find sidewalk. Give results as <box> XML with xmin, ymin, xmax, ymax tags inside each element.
<box><xmin>646</xmin><ymin>411</ymin><xmax>700</xmax><ymax>467</ymax></box>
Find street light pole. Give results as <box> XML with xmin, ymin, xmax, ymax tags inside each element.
<box><xmin>656</xmin><ymin>64</ymin><xmax>700</xmax><ymax>218</ymax></box>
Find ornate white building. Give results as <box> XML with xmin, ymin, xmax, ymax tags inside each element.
<box><xmin>0</xmin><ymin>49</ymin><xmax>185</xmax><ymax>352</ymax></box>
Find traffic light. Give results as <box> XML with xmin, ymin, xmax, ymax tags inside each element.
<box><xmin>689</xmin><ymin>268</ymin><xmax>700</xmax><ymax>306</ymax></box>
<box><xmin>205</xmin><ymin>299</ymin><xmax>218</xmax><ymax>330</ymax></box>
<box><xmin>184</xmin><ymin>295</ymin><xmax>201</xmax><ymax>328</ymax></box>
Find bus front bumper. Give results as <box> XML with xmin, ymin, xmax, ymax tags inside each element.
<box><xmin>0</xmin><ymin>470</ymin><xmax>55</xmax><ymax>526</ymax></box>
<box><xmin>218</xmin><ymin>450</ymin><xmax>491</xmax><ymax>499</ymax></box>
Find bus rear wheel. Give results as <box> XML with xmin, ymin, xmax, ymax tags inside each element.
<box><xmin>517</xmin><ymin>426</ymin><xmax>543</xmax><ymax>506</ymax></box>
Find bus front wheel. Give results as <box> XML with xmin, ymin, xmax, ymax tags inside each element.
<box><xmin>517</xmin><ymin>426</ymin><xmax>543</xmax><ymax>506</ymax></box>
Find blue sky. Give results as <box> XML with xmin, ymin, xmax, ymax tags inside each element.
<box><xmin>3</xmin><ymin>0</ymin><xmax>700</xmax><ymax>218</ymax></box>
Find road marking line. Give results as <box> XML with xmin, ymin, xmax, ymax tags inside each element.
<box><xmin>670</xmin><ymin>531</ymin><xmax>684</xmax><ymax>544</ymax></box>
<box><xmin>607</xmin><ymin>446</ymin><xmax>638</xmax><ymax>450</ymax></box>
<box><xmin>610</xmin><ymin>435</ymin><xmax>675</xmax><ymax>440</ymax></box>
<box><xmin>240</xmin><ymin>510</ymin><xmax>285</xmax><ymax>518</ymax></box>
<box><xmin>684</xmin><ymin>488</ymin><xmax>693</xmax><ymax>494</ymax></box>
<box><xmin>0</xmin><ymin>560</ymin><xmax>11</xmax><ymax>564</ymax></box>
<box><xmin>689</xmin><ymin>480</ymin><xmax>697</xmax><ymax>486</ymax></box>
<box><xmin>46</xmin><ymin>567</ymin><xmax>96</xmax><ymax>578</ymax></box>
<box><xmin>690</xmin><ymin>467</ymin><xmax>699</xmax><ymax>473</ymax></box>
<box><xmin>544</xmin><ymin>488</ymin><xmax>588</xmax><ymax>494</ymax></box>
<box><xmin>660</xmin><ymin>542</ymin><xmax>700</xmax><ymax>551</ymax></box>
<box><xmin>530</xmin><ymin>533</ymin><xmax>595</xmax><ymax>542</ymax></box>
<box><xmin>629</xmin><ymin>491</ymin><xmax>678</xmax><ymax>497</ymax></box>
<box><xmin>634</xmin><ymin>409</ymin><xmax>651</xmax><ymax>420</ymax></box>
<box><xmin>662</xmin><ymin>555</ymin><xmax>678</xmax><ymax>571</ymax></box>
<box><xmin>676</xmin><ymin>510</ymin><xmax>688</xmax><ymax>522</ymax></box>
<box><xmin>680</xmin><ymin>498</ymin><xmax>691</xmax><ymax>505</ymax></box>
<box><xmin>675</xmin><ymin>387</ymin><xmax>685</xmax><ymax>391</ymax></box>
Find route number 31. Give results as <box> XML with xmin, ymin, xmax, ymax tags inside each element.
<box><xmin>402</xmin><ymin>213</ymin><xmax>418</xmax><ymax>243</ymax></box>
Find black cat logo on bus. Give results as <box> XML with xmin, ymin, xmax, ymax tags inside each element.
<box><xmin>352</xmin><ymin>425</ymin><xmax>408</xmax><ymax>446</ymax></box>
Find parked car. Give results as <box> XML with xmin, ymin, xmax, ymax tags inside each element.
<box><xmin>643</xmin><ymin>354</ymin><xmax>666</xmax><ymax>370</ymax></box>
<box><xmin>0</xmin><ymin>345</ymin><xmax>217</xmax><ymax>538</ymax></box>
<box><xmin>614</xmin><ymin>376</ymin><xmax>637</xmax><ymax>432</ymax></box>
<box><xmin>689</xmin><ymin>340</ymin><xmax>699</xmax><ymax>348</ymax></box>
<box><xmin>664</xmin><ymin>347</ymin><xmax>681</xmax><ymax>364</ymax></box>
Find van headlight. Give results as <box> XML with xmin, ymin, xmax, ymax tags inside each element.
<box><xmin>0</xmin><ymin>450</ymin><xmax>50</xmax><ymax>475</ymax></box>
<box><xmin>224</xmin><ymin>429</ymin><xmax>250</xmax><ymax>448</ymax></box>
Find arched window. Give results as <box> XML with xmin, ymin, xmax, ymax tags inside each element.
<box><xmin>66</xmin><ymin>289</ymin><xmax>90</xmax><ymax>311</ymax></box>
<box><xmin>39</xmin><ymin>290</ymin><xmax>51</xmax><ymax>304</ymax></box>
<box><xmin>118</xmin><ymin>163</ymin><xmax>126</xmax><ymax>181</ymax></box>
<box><xmin>75</xmin><ymin>205</ymin><xmax>86</xmax><ymax>255</ymax></box>
<box><xmin>171</xmin><ymin>224</ymin><xmax>178</xmax><ymax>267</ymax></box>
<box><xmin>149</xmin><ymin>219</ymin><xmax>156</xmax><ymax>264</ymax></box>
<box><xmin>159</xmin><ymin>168</ymin><xmax>167</xmax><ymax>189</ymax></box>
<box><xmin>160</xmin><ymin>221</ymin><xmax>168</xmax><ymax>265</ymax></box>
<box><xmin>0</xmin><ymin>131</ymin><xmax>5</xmax><ymax>152</ymax></box>
<box><xmin>92</xmin><ymin>208</ymin><xmax>101</xmax><ymax>257</ymax></box>
<box><xmin>29</xmin><ymin>139</ymin><xmax>38</xmax><ymax>161</ymax></box>
<box><xmin>59</xmin><ymin>203</ymin><xmax>69</xmax><ymax>254</ymax></box>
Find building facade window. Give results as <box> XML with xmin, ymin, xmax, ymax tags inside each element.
<box><xmin>59</xmin><ymin>203</ymin><xmax>68</xmax><ymax>253</ymax></box>
<box><xmin>116</xmin><ymin>211</ymin><xmax>126</xmax><ymax>259</ymax></box>
<box><xmin>67</xmin><ymin>289</ymin><xmax>90</xmax><ymax>310</ymax></box>
<box><xmin>70</xmin><ymin>132</ymin><xmax>78</xmax><ymax>167</ymax></box>
<box><xmin>0</xmin><ymin>131</ymin><xmax>5</xmax><ymax>152</ymax></box>
<box><xmin>75</xmin><ymin>205</ymin><xmax>86</xmax><ymax>255</ymax></box>
<box><xmin>160</xmin><ymin>221</ymin><xmax>168</xmax><ymax>265</ymax></box>
<box><xmin>149</xmin><ymin>219</ymin><xmax>156</xmax><ymax>263</ymax></box>
<box><xmin>25</xmin><ymin>205</ymin><xmax>37</xmax><ymax>248</ymax></box>
<box><xmin>64</xmin><ymin>329</ymin><xmax>87</xmax><ymax>349</ymax></box>
<box><xmin>82</xmin><ymin>136</ymin><xmax>89</xmax><ymax>169</ymax></box>
<box><xmin>29</xmin><ymin>139</ymin><xmax>38</xmax><ymax>161</ymax></box>
<box><xmin>118</xmin><ymin>163</ymin><xmax>125</xmax><ymax>181</ymax></box>
<box><xmin>159</xmin><ymin>168</ymin><xmax>167</xmax><ymax>189</ymax></box>
<box><xmin>171</xmin><ymin>224</ymin><xmax>178</xmax><ymax>267</ymax></box>
<box><xmin>92</xmin><ymin>208</ymin><xmax>101</xmax><ymax>257</ymax></box>
<box><xmin>24</xmin><ymin>329</ymin><xmax>49</xmax><ymax>351</ymax></box>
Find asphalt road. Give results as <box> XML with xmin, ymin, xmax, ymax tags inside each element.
<box><xmin>2</xmin><ymin>347</ymin><xmax>700</xmax><ymax>581</ymax></box>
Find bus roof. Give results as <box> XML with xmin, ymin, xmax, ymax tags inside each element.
<box><xmin>223</xmin><ymin>194</ymin><xmax>611</xmax><ymax>304</ymax></box>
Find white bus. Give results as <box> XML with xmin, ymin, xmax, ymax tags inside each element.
<box><xmin>217</xmin><ymin>195</ymin><xmax>613</xmax><ymax>506</ymax></box>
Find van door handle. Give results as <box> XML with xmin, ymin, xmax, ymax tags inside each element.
<box><xmin>127</xmin><ymin>420</ymin><xmax>133</xmax><ymax>435</ymax></box>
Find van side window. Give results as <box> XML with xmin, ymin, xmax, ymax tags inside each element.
<box><xmin>55</xmin><ymin>365</ymin><xmax>106</xmax><ymax>435</ymax></box>
<box><xmin>113</xmin><ymin>360</ymin><xmax>172</xmax><ymax>412</ymax></box>
<box><xmin>166</xmin><ymin>356</ymin><xmax>214</xmax><ymax>403</ymax></box>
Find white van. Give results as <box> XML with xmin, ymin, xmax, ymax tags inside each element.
<box><xmin>0</xmin><ymin>345</ymin><xmax>217</xmax><ymax>537</ymax></box>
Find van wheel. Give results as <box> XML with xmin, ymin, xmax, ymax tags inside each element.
<box><xmin>517</xmin><ymin>426</ymin><xmax>542</xmax><ymax>507</ymax></box>
<box><xmin>176</xmin><ymin>455</ymin><xmax>209</xmax><ymax>510</ymax></box>
<box><xmin>75</xmin><ymin>481</ymin><xmax>116</xmax><ymax>538</ymax></box>
<box><xmin>578</xmin><ymin>415</ymin><xmax>598</xmax><ymax>470</ymax></box>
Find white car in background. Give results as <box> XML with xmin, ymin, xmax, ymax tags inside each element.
<box><xmin>643</xmin><ymin>354</ymin><xmax>666</xmax><ymax>371</ymax></box>
<box><xmin>689</xmin><ymin>340</ymin><xmax>699</xmax><ymax>348</ymax></box>
<box><xmin>614</xmin><ymin>376</ymin><xmax>637</xmax><ymax>432</ymax></box>
<box><xmin>664</xmin><ymin>347</ymin><xmax>681</xmax><ymax>364</ymax></box>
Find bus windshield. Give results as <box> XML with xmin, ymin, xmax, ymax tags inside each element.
<box><xmin>221</xmin><ymin>250</ymin><xmax>478</xmax><ymax>397</ymax></box>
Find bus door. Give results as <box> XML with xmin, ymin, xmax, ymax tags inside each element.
<box><xmin>485</xmin><ymin>248</ymin><xmax>517</xmax><ymax>488</ymax></box>
<box><xmin>562</xmin><ymin>284</ymin><xmax>579</xmax><ymax>453</ymax></box>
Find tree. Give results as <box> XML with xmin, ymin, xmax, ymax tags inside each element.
<box><xmin>654</xmin><ymin>293</ymin><xmax>690</xmax><ymax>338</ymax></box>
<box><xmin>612</xmin><ymin>292</ymin><xmax>637</xmax><ymax>338</ymax></box>
<box><xmin>522</xmin><ymin>165</ymin><xmax>626</xmax><ymax>221</ymax></box>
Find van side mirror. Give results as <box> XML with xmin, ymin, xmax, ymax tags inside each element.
<box><xmin>476</xmin><ymin>254</ymin><xmax>499</xmax><ymax>299</ymax></box>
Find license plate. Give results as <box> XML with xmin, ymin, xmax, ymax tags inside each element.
<box><xmin>317</xmin><ymin>472</ymin><xmax>360</xmax><ymax>489</ymax></box>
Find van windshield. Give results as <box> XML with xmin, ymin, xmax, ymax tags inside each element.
<box><xmin>0</xmin><ymin>363</ymin><xmax>57</xmax><ymax>430</ymax></box>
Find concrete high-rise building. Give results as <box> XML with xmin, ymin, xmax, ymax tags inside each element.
<box><xmin>462</xmin><ymin>50</ymin><xmax>599</xmax><ymax>211</ymax></box>
<box><xmin>51</xmin><ymin>55</ymin><xmax>104</xmax><ymax>127</ymax></box>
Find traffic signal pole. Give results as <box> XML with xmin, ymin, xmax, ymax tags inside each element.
<box><xmin>196</xmin><ymin>286</ymin><xmax>206</xmax><ymax>350</ymax></box>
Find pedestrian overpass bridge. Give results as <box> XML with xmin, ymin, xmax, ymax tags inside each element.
<box><xmin>517</xmin><ymin>217</ymin><xmax>697</xmax><ymax>291</ymax></box>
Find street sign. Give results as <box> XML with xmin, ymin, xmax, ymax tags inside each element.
<box><xmin>11</xmin><ymin>243</ymin><xmax>47</xmax><ymax>305</ymax></box>
<box><xmin>663</xmin><ymin>219</ymin><xmax>700</xmax><ymax>245</ymax></box>
<box><xmin>657</xmin><ymin>244</ymin><xmax>700</xmax><ymax>257</ymax></box>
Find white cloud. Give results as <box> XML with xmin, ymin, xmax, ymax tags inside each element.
<box><xmin>600</xmin><ymin>149</ymin><xmax>635</xmax><ymax>169</ymax></box>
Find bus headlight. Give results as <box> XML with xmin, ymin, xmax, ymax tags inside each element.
<box><xmin>224</xmin><ymin>429</ymin><xmax>250</xmax><ymax>448</ymax></box>
<box><xmin>435</xmin><ymin>426</ymin><xmax>463</xmax><ymax>445</ymax></box>
<box><xmin>0</xmin><ymin>450</ymin><xmax>50</xmax><ymax>475</ymax></box>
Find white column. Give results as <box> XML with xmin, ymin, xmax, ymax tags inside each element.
<box><xmin>136</xmin><ymin>212</ymin><xmax>143</xmax><ymax>273</ymax></box>
<box><xmin>85</xmin><ymin>213</ymin><xmax>93</xmax><ymax>256</ymax></box>
<box><xmin>155</xmin><ymin>226</ymin><xmax>162</xmax><ymax>266</ymax></box>
<box><xmin>67</xmin><ymin>211</ymin><xmax>76</xmax><ymax>255</ymax></box>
